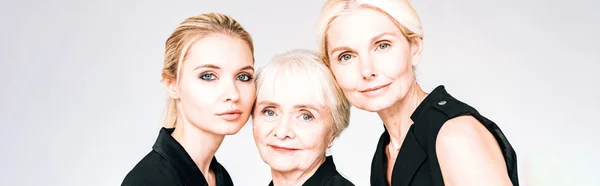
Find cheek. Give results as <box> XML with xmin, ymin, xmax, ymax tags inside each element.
<box><xmin>376</xmin><ymin>50</ymin><xmax>413</xmax><ymax>79</ymax></box>
<box><xmin>252</xmin><ymin>120</ymin><xmax>272</xmax><ymax>141</ymax></box>
<box><xmin>297</xmin><ymin>125</ymin><xmax>330</xmax><ymax>151</ymax></box>
<box><xmin>235</xmin><ymin>82</ymin><xmax>256</xmax><ymax>114</ymax></box>
<box><xmin>241</xmin><ymin>82</ymin><xmax>257</xmax><ymax>104</ymax></box>
<box><xmin>331</xmin><ymin>65</ymin><xmax>358</xmax><ymax>91</ymax></box>
<box><xmin>179</xmin><ymin>79</ymin><xmax>215</xmax><ymax>111</ymax></box>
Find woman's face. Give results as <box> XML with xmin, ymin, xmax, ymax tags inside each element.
<box><xmin>165</xmin><ymin>33</ymin><xmax>255</xmax><ymax>135</ymax></box>
<box><xmin>252</xmin><ymin>77</ymin><xmax>334</xmax><ymax>172</ymax></box>
<box><xmin>326</xmin><ymin>8</ymin><xmax>422</xmax><ymax>112</ymax></box>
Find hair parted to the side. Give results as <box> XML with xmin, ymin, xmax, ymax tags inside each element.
<box><xmin>161</xmin><ymin>13</ymin><xmax>254</xmax><ymax>128</ymax></box>
<box><xmin>254</xmin><ymin>49</ymin><xmax>351</xmax><ymax>138</ymax></box>
<box><xmin>316</xmin><ymin>0</ymin><xmax>424</xmax><ymax>66</ymax></box>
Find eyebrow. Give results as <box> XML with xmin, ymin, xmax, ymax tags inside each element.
<box><xmin>329</xmin><ymin>32</ymin><xmax>398</xmax><ymax>55</ymax></box>
<box><xmin>293</xmin><ymin>104</ymin><xmax>320</xmax><ymax>111</ymax></box>
<box><xmin>329</xmin><ymin>46</ymin><xmax>353</xmax><ymax>56</ymax></box>
<box><xmin>194</xmin><ymin>64</ymin><xmax>220</xmax><ymax>70</ymax></box>
<box><xmin>194</xmin><ymin>64</ymin><xmax>255</xmax><ymax>72</ymax></box>
<box><xmin>240</xmin><ymin>65</ymin><xmax>254</xmax><ymax>72</ymax></box>
<box><xmin>370</xmin><ymin>32</ymin><xmax>397</xmax><ymax>44</ymax></box>
<box><xmin>257</xmin><ymin>100</ymin><xmax>279</xmax><ymax>107</ymax></box>
<box><xmin>256</xmin><ymin>101</ymin><xmax>320</xmax><ymax>111</ymax></box>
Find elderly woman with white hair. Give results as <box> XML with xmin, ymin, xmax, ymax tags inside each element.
<box><xmin>252</xmin><ymin>49</ymin><xmax>355</xmax><ymax>186</ymax></box>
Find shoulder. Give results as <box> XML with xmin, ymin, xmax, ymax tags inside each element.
<box><xmin>438</xmin><ymin>115</ymin><xmax>488</xmax><ymax>142</ymax></box>
<box><xmin>326</xmin><ymin>174</ymin><xmax>355</xmax><ymax>186</ymax></box>
<box><xmin>436</xmin><ymin>115</ymin><xmax>497</xmax><ymax>158</ymax></box>
<box><xmin>213</xmin><ymin>160</ymin><xmax>235</xmax><ymax>185</ymax></box>
<box><xmin>435</xmin><ymin>116</ymin><xmax>512</xmax><ymax>185</ymax></box>
<box><xmin>121</xmin><ymin>151</ymin><xmax>181</xmax><ymax>186</ymax></box>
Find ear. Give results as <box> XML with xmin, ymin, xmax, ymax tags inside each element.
<box><xmin>410</xmin><ymin>37</ymin><xmax>424</xmax><ymax>67</ymax></box>
<box><xmin>327</xmin><ymin>132</ymin><xmax>337</xmax><ymax>148</ymax></box>
<box><xmin>162</xmin><ymin>78</ymin><xmax>180</xmax><ymax>99</ymax></box>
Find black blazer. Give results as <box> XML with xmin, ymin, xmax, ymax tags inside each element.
<box><xmin>370</xmin><ymin>85</ymin><xmax>519</xmax><ymax>186</ymax></box>
<box><xmin>268</xmin><ymin>156</ymin><xmax>354</xmax><ymax>186</ymax></box>
<box><xmin>121</xmin><ymin>128</ymin><xmax>234</xmax><ymax>186</ymax></box>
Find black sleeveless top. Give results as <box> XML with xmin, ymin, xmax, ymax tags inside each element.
<box><xmin>370</xmin><ymin>85</ymin><xmax>519</xmax><ymax>186</ymax></box>
<box><xmin>268</xmin><ymin>156</ymin><xmax>354</xmax><ymax>186</ymax></box>
<box><xmin>121</xmin><ymin>128</ymin><xmax>234</xmax><ymax>186</ymax></box>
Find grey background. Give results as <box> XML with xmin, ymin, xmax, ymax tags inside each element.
<box><xmin>1</xmin><ymin>0</ymin><xmax>598</xmax><ymax>185</ymax></box>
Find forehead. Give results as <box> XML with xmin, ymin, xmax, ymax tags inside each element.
<box><xmin>184</xmin><ymin>34</ymin><xmax>253</xmax><ymax>69</ymax></box>
<box><xmin>327</xmin><ymin>8</ymin><xmax>400</xmax><ymax>46</ymax></box>
<box><xmin>257</xmin><ymin>70</ymin><xmax>327</xmax><ymax>109</ymax></box>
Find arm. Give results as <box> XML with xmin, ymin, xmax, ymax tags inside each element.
<box><xmin>436</xmin><ymin>116</ymin><xmax>512</xmax><ymax>186</ymax></box>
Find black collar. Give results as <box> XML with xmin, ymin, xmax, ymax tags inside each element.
<box><xmin>410</xmin><ymin>85</ymin><xmax>448</xmax><ymax>122</ymax></box>
<box><xmin>371</xmin><ymin>85</ymin><xmax>448</xmax><ymax>186</ymax></box>
<box><xmin>269</xmin><ymin>156</ymin><xmax>340</xmax><ymax>186</ymax></box>
<box><xmin>152</xmin><ymin>127</ymin><xmax>224</xmax><ymax>186</ymax></box>
<box><xmin>372</xmin><ymin>125</ymin><xmax>426</xmax><ymax>186</ymax></box>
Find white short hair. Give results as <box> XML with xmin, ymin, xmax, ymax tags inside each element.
<box><xmin>254</xmin><ymin>49</ymin><xmax>351</xmax><ymax>138</ymax></box>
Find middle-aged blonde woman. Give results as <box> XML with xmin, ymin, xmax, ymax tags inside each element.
<box><xmin>316</xmin><ymin>0</ymin><xmax>519</xmax><ymax>186</ymax></box>
<box><xmin>252</xmin><ymin>49</ymin><xmax>355</xmax><ymax>186</ymax></box>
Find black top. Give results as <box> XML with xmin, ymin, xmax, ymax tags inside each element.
<box><xmin>268</xmin><ymin>156</ymin><xmax>354</xmax><ymax>186</ymax></box>
<box><xmin>370</xmin><ymin>85</ymin><xmax>519</xmax><ymax>186</ymax></box>
<box><xmin>121</xmin><ymin>127</ymin><xmax>234</xmax><ymax>186</ymax></box>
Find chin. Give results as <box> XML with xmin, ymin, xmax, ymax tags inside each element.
<box><xmin>353</xmin><ymin>95</ymin><xmax>398</xmax><ymax>112</ymax></box>
<box><xmin>210</xmin><ymin>121</ymin><xmax>246</xmax><ymax>135</ymax></box>
<box><xmin>259</xmin><ymin>151</ymin><xmax>298</xmax><ymax>172</ymax></box>
<box><xmin>266</xmin><ymin>159</ymin><xmax>297</xmax><ymax>172</ymax></box>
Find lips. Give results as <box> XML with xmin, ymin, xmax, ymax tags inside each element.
<box><xmin>269</xmin><ymin>145</ymin><xmax>299</xmax><ymax>153</ymax></box>
<box><xmin>216</xmin><ymin>109</ymin><xmax>242</xmax><ymax>121</ymax></box>
<box><xmin>359</xmin><ymin>82</ymin><xmax>391</xmax><ymax>93</ymax></box>
<box><xmin>216</xmin><ymin>109</ymin><xmax>242</xmax><ymax>115</ymax></box>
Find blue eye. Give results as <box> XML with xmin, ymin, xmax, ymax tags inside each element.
<box><xmin>300</xmin><ymin>113</ymin><xmax>313</xmax><ymax>121</ymax></box>
<box><xmin>338</xmin><ymin>54</ymin><xmax>352</xmax><ymax>62</ymax></box>
<box><xmin>237</xmin><ymin>74</ymin><xmax>253</xmax><ymax>82</ymax></box>
<box><xmin>200</xmin><ymin>73</ymin><xmax>216</xmax><ymax>81</ymax></box>
<box><xmin>377</xmin><ymin>43</ymin><xmax>391</xmax><ymax>50</ymax></box>
<box><xmin>263</xmin><ymin>109</ymin><xmax>275</xmax><ymax>117</ymax></box>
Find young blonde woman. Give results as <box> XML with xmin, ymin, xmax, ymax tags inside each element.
<box><xmin>121</xmin><ymin>13</ymin><xmax>256</xmax><ymax>186</ymax></box>
<box><xmin>316</xmin><ymin>0</ymin><xmax>519</xmax><ymax>185</ymax></box>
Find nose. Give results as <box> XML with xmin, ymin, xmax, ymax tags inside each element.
<box><xmin>359</xmin><ymin>54</ymin><xmax>377</xmax><ymax>80</ymax></box>
<box><xmin>274</xmin><ymin>116</ymin><xmax>295</xmax><ymax>139</ymax></box>
<box><xmin>224</xmin><ymin>80</ymin><xmax>240</xmax><ymax>102</ymax></box>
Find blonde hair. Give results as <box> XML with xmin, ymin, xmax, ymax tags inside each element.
<box><xmin>316</xmin><ymin>0</ymin><xmax>424</xmax><ymax>66</ymax></box>
<box><xmin>161</xmin><ymin>13</ymin><xmax>254</xmax><ymax>128</ymax></box>
<box><xmin>254</xmin><ymin>49</ymin><xmax>351</xmax><ymax>138</ymax></box>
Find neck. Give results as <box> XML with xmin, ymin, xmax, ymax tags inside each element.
<box><xmin>171</xmin><ymin>120</ymin><xmax>224</xmax><ymax>181</ymax></box>
<box><xmin>377</xmin><ymin>82</ymin><xmax>427</xmax><ymax>150</ymax></box>
<box><xmin>271</xmin><ymin>156</ymin><xmax>326</xmax><ymax>186</ymax></box>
